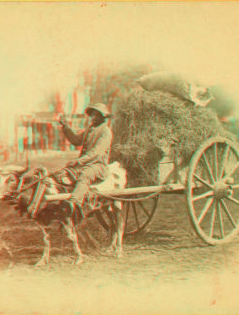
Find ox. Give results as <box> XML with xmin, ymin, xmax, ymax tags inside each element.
<box><xmin>0</xmin><ymin>162</ymin><xmax>126</xmax><ymax>266</ymax></box>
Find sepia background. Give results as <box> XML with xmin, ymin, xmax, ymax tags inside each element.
<box><xmin>1</xmin><ymin>1</ymin><xmax>239</xmax><ymax>314</ymax></box>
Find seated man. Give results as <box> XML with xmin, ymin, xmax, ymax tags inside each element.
<box><xmin>58</xmin><ymin>103</ymin><xmax>113</xmax><ymax>213</ymax></box>
<box><xmin>27</xmin><ymin>103</ymin><xmax>112</xmax><ymax>219</ymax></box>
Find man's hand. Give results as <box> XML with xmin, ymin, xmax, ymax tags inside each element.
<box><xmin>66</xmin><ymin>160</ymin><xmax>79</xmax><ymax>168</ymax></box>
<box><xmin>59</xmin><ymin>113</ymin><xmax>67</xmax><ymax>126</ymax></box>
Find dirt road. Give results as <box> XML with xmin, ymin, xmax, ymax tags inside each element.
<box><xmin>0</xmin><ymin>154</ymin><xmax>239</xmax><ymax>313</ymax></box>
<box><xmin>1</xmin><ymin>193</ymin><xmax>239</xmax><ymax>314</ymax></box>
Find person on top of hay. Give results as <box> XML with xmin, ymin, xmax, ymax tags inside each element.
<box><xmin>59</xmin><ymin>103</ymin><xmax>113</xmax><ymax>209</ymax></box>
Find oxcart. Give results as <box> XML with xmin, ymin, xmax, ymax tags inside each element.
<box><xmin>68</xmin><ymin>136</ymin><xmax>239</xmax><ymax>246</ymax></box>
<box><xmin>2</xmin><ymin>135</ymin><xmax>239</xmax><ymax>258</ymax></box>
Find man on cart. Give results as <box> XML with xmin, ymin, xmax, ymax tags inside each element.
<box><xmin>58</xmin><ymin>103</ymin><xmax>113</xmax><ymax>212</ymax></box>
<box><xmin>28</xmin><ymin>103</ymin><xmax>112</xmax><ymax>218</ymax></box>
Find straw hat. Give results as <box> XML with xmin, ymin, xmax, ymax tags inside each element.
<box><xmin>85</xmin><ymin>103</ymin><xmax>111</xmax><ymax>118</ymax></box>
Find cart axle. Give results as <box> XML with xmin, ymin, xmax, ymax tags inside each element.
<box><xmin>214</xmin><ymin>182</ymin><xmax>233</xmax><ymax>199</ymax></box>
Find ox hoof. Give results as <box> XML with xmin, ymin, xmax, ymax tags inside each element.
<box><xmin>115</xmin><ymin>250</ymin><xmax>123</xmax><ymax>259</ymax></box>
<box><xmin>73</xmin><ymin>256</ymin><xmax>83</xmax><ymax>265</ymax></box>
<box><xmin>104</xmin><ymin>246</ymin><xmax>115</xmax><ymax>254</ymax></box>
<box><xmin>34</xmin><ymin>260</ymin><xmax>48</xmax><ymax>268</ymax></box>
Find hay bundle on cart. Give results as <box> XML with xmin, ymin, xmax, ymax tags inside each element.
<box><xmin>110</xmin><ymin>73</ymin><xmax>235</xmax><ymax>187</ymax></box>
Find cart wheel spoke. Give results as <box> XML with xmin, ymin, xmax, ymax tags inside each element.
<box><xmin>219</xmin><ymin>144</ymin><xmax>230</xmax><ymax>179</ymax></box>
<box><xmin>131</xmin><ymin>202</ymin><xmax>140</xmax><ymax>230</ymax></box>
<box><xmin>137</xmin><ymin>200</ymin><xmax>150</xmax><ymax>217</ymax></box>
<box><xmin>123</xmin><ymin>195</ymin><xmax>159</xmax><ymax>235</ymax></box>
<box><xmin>214</xmin><ymin>143</ymin><xmax>218</xmax><ymax>181</ymax></box>
<box><xmin>202</xmin><ymin>152</ymin><xmax>215</xmax><ymax>184</ymax></box>
<box><xmin>226</xmin><ymin>196</ymin><xmax>239</xmax><ymax>206</ymax></box>
<box><xmin>222</xmin><ymin>162</ymin><xmax>239</xmax><ymax>183</ymax></box>
<box><xmin>198</xmin><ymin>197</ymin><xmax>214</xmax><ymax>224</ymax></box>
<box><xmin>220</xmin><ymin>199</ymin><xmax>237</xmax><ymax>228</ymax></box>
<box><xmin>193</xmin><ymin>190</ymin><xmax>214</xmax><ymax>202</ymax></box>
<box><xmin>217</xmin><ymin>201</ymin><xmax>225</xmax><ymax>239</ymax></box>
<box><xmin>124</xmin><ymin>202</ymin><xmax>130</xmax><ymax>231</ymax></box>
<box><xmin>209</xmin><ymin>200</ymin><xmax>217</xmax><ymax>238</ymax></box>
<box><xmin>193</xmin><ymin>174</ymin><xmax>213</xmax><ymax>190</ymax></box>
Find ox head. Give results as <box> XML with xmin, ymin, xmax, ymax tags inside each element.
<box><xmin>0</xmin><ymin>165</ymin><xmax>29</xmax><ymax>200</ymax></box>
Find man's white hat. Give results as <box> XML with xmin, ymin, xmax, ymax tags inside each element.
<box><xmin>85</xmin><ymin>103</ymin><xmax>111</xmax><ymax>118</ymax></box>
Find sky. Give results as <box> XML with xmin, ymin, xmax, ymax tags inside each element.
<box><xmin>1</xmin><ymin>1</ymin><xmax>239</xmax><ymax>135</ymax></box>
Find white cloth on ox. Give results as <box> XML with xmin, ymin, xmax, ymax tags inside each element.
<box><xmin>137</xmin><ymin>71</ymin><xmax>214</xmax><ymax>107</ymax></box>
<box><xmin>90</xmin><ymin>162</ymin><xmax>127</xmax><ymax>193</ymax></box>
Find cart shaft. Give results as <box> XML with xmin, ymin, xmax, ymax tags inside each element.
<box><xmin>93</xmin><ymin>183</ymin><xmax>185</xmax><ymax>197</ymax></box>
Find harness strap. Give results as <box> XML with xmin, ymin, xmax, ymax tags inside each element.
<box><xmin>16</xmin><ymin>161</ymin><xmax>95</xmax><ymax>194</ymax></box>
<box><xmin>63</xmin><ymin>167</ymin><xmax>78</xmax><ymax>184</ymax></box>
<box><xmin>28</xmin><ymin>182</ymin><xmax>47</xmax><ymax>219</ymax></box>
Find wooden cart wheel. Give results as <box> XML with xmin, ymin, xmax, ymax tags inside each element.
<box><xmin>187</xmin><ymin>136</ymin><xmax>239</xmax><ymax>245</ymax></box>
<box><xmin>123</xmin><ymin>195</ymin><xmax>159</xmax><ymax>235</ymax></box>
<box><xmin>95</xmin><ymin>195</ymin><xmax>159</xmax><ymax>236</ymax></box>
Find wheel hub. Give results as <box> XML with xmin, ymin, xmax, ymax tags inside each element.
<box><xmin>213</xmin><ymin>181</ymin><xmax>233</xmax><ymax>199</ymax></box>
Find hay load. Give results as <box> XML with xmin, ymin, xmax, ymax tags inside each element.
<box><xmin>110</xmin><ymin>86</ymin><xmax>235</xmax><ymax>188</ymax></box>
